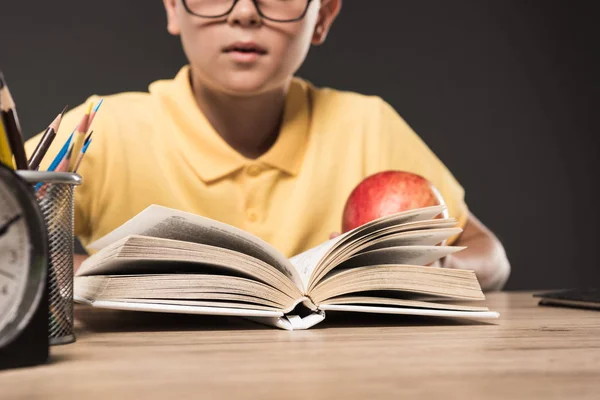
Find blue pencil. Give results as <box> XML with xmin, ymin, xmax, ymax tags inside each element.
<box><xmin>74</xmin><ymin>137</ymin><xmax>93</xmax><ymax>173</ymax></box>
<box><xmin>34</xmin><ymin>132</ymin><xmax>73</xmax><ymax>191</ymax></box>
<box><xmin>93</xmin><ymin>98</ymin><xmax>103</xmax><ymax>113</ymax></box>
<box><xmin>47</xmin><ymin>132</ymin><xmax>73</xmax><ymax>172</ymax></box>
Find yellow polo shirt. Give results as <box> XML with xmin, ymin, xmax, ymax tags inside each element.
<box><xmin>26</xmin><ymin>66</ymin><xmax>468</xmax><ymax>256</ymax></box>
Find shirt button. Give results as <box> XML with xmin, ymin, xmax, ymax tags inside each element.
<box><xmin>247</xmin><ymin>209</ymin><xmax>259</xmax><ymax>222</ymax></box>
<box><xmin>247</xmin><ymin>165</ymin><xmax>262</xmax><ymax>177</ymax></box>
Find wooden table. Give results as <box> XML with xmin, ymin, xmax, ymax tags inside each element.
<box><xmin>1</xmin><ymin>292</ymin><xmax>599</xmax><ymax>399</ymax></box>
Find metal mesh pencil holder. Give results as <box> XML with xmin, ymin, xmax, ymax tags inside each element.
<box><xmin>17</xmin><ymin>171</ymin><xmax>82</xmax><ymax>346</ymax></box>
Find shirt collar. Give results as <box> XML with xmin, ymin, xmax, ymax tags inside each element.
<box><xmin>150</xmin><ymin>66</ymin><xmax>310</xmax><ymax>183</ymax></box>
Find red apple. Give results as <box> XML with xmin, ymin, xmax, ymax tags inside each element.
<box><xmin>341</xmin><ymin>171</ymin><xmax>447</xmax><ymax>233</ymax></box>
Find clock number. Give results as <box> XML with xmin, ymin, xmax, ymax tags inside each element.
<box><xmin>1</xmin><ymin>285</ymin><xmax>7</xmax><ymax>296</ymax></box>
<box><xmin>8</xmin><ymin>249</ymin><xmax>17</xmax><ymax>264</ymax></box>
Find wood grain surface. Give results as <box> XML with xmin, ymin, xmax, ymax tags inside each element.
<box><xmin>1</xmin><ymin>292</ymin><xmax>599</xmax><ymax>400</ymax></box>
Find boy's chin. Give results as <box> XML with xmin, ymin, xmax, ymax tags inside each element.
<box><xmin>214</xmin><ymin>73</ymin><xmax>285</xmax><ymax>97</ymax></box>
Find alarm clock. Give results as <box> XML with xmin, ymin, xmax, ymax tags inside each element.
<box><xmin>0</xmin><ymin>162</ymin><xmax>49</xmax><ymax>370</ymax></box>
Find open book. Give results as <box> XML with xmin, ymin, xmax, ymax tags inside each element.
<box><xmin>74</xmin><ymin>204</ymin><xmax>499</xmax><ymax>330</ymax></box>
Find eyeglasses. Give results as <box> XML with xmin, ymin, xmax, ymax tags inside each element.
<box><xmin>182</xmin><ymin>0</ymin><xmax>313</xmax><ymax>23</ymax></box>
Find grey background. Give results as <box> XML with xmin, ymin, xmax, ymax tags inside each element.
<box><xmin>1</xmin><ymin>1</ymin><xmax>598</xmax><ymax>291</ymax></box>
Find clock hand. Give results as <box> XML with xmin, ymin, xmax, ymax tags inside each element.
<box><xmin>0</xmin><ymin>269</ymin><xmax>15</xmax><ymax>280</ymax></box>
<box><xmin>0</xmin><ymin>214</ymin><xmax>22</xmax><ymax>238</ymax></box>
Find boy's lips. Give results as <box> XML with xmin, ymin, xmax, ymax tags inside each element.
<box><xmin>223</xmin><ymin>41</ymin><xmax>268</xmax><ymax>63</ymax></box>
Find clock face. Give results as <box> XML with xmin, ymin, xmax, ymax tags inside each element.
<box><xmin>0</xmin><ymin>186</ymin><xmax>31</xmax><ymax>333</ymax></box>
<box><xmin>0</xmin><ymin>188</ymin><xmax>31</xmax><ymax>332</ymax></box>
<box><xmin>0</xmin><ymin>164</ymin><xmax>47</xmax><ymax>349</ymax></box>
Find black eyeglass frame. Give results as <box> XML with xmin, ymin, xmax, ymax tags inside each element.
<box><xmin>182</xmin><ymin>0</ymin><xmax>314</xmax><ymax>23</ymax></box>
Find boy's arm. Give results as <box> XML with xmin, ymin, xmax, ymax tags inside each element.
<box><xmin>367</xmin><ymin>97</ymin><xmax>510</xmax><ymax>291</ymax></box>
<box><xmin>440</xmin><ymin>212</ymin><xmax>511</xmax><ymax>291</ymax></box>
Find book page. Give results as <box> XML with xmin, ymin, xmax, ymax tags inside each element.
<box><xmin>331</xmin><ymin>226</ymin><xmax>461</xmax><ymax>267</ymax></box>
<box><xmin>77</xmin><ymin>236</ymin><xmax>303</xmax><ymax>300</ymax></box>
<box><xmin>319</xmin><ymin>295</ymin><xmax>490</xmax><ymax>311</ymax></box>
<box><xmin>106</xmin><ymin>298</ymin><xmax>281</xmax><ymax>312</ymax></box>
<box><xmin>310</xmin><ymin>265</ymin><xmax>484</xmax><ymax>304</ymax></box>
<box><xmin>340</xmin><ymin>205</ymin><xmax>447</xmax><ymax>240</ymax></box>
<box><xmin>337</xmin><ymin>246</ymin><xmax>466</xmax><ymax>269</ymax></box>
<box><xmin>85</xmin><ymin>299</ymin><xmax>285</xmax><ymax>318</ymax></box>
<box><xmin>309</xmin><ymin>227</ymin><xmax>462</xmax><ymax>289</ymax></box>
<box><xmin>88</xmin><ymin>205</ymin><xmax>303</xmax><ymax>288</ymax></box>
<box><xmin>360</xmin><ymin>228</ymin><xmax>462</xmax><ymax>250</ymax></box>
<box><xmin>318</xmin><ymin>304</ymin><xmax>499</xmax><ymax>319</ymax></box>
<box><xmin>289</xmin><ymin>205</ymin><xmax>448</xmax><ymax>289</ymax></box>
<box><xmin>74</xmin><ymin>273</ymin><xmax>299</xmax><ymax>311</ymax></box>
<box><xmin>289</xmin><ymin>234</ymin><xmax>349</xmax><ymax>289</ymax></box>
<box><xmin>318</xmin><ymin>218</ymin><xmax>458</xmax><ymax>273</ymax></box>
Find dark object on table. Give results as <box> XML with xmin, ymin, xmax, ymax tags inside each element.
<box><xmin>0</xmin><ymin>163</ymin><xmax>50</xmax><ymax>370</ymax></box>
<box><xmin>534</xmin><ymin>288</ymin><xmax>600</xmax><ymax>311</ymax></box>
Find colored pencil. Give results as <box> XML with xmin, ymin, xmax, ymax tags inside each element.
<box><xmin>74</xmin><ymin>137</ymin><xmax>93</xmax><ymax>173</ymax></box>
<box><xmin>0</xmin><ymin>72</ymin><xmax>28</xmax><ymax>170</ymax></box>
<box><xmin>47</xmin><ymin>133</ymin><xmax>73</xmax><ymax>172</ymax></box>
<box><xmin>0</xmin><ymin>111</ymin><xmax>15</xmax><ymax>169</ymax></box>
<box><xmin>28</xmin><ymin>105</ymin><xmax>68</xmax><ymax>170</ymax></box>
<box><xmin>34</xmin><ymin>133</ymin><xmax>73</xmax><ymax>192</ymax></box>
<box><xmin>89</xmin><ymin>98</ymin><xmax>103</xmax><ymax>125</ymax></box>
<box><xmin>55</xmin><ymin>153</ymin><xmax>70</xmax><ymax>173</ymax></box>
<box><xmin>67</xmin><ymin>102</ymin><xmax>92</xmax><ymax>172</ymax></box>
<box><xmin>84</xmin><ymin>129</ymin><xmax>94</xmax><ymax>146</ymax></box>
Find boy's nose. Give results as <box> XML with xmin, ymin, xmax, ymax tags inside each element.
<box><xmin>228</xmin><ymin>0</ymin><xmax>262</xmax><ymax>27</ymax></box>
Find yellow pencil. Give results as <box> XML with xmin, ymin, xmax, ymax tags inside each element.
<box><xmin>67</xmin><ymin>102</ymin><xmax>93</xmax><ymax>172</ymax></box>
<box><xmin>0</xmin><ymin>86</ymin><xmax>12</xmax><ymax>167</ymax></box>
<box><xmin>0</xmin><ymin>116</ymin><xmax>15</xmax><ymax>169</ymax></box>
<box><xmin>0</xmin><ymin>72</ymin><xmax>27</xmax><ymax>170</ymax></box>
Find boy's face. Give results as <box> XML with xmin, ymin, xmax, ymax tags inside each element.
<box><xmin>163</xmin><ymin>0</ymin><xmax>341</xmax><ymax>95</ymax></box>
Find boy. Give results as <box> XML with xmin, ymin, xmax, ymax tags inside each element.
<box><xmin>26</xmin><ymin>0</ymin><xmax>510</xmax><ymax>290</ymax></box>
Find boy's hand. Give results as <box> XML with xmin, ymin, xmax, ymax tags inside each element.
<box><xmin>329</xmin><ymin>232</ymin><xmax>341</xmax><ymax>240</ymax></box>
